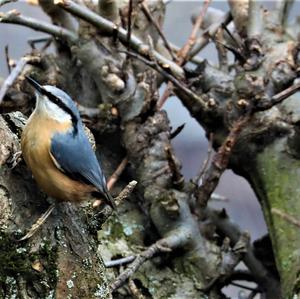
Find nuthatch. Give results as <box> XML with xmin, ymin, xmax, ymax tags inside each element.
<box><xmin>21</xmin><ymin>76</ymin><xmax>115</xmax><ymax>209</ymax></box>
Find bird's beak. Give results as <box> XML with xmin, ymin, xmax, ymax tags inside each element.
<box><xmin>25</xmin><ymin>76</ymin><xmax>45</xmax><ymax>95</ymax></box>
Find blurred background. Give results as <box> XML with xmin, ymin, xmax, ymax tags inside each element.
<box><xmin>1</xmin><ymin>1</ymin><xmax>292</xmax><ymax>297</ymax></box>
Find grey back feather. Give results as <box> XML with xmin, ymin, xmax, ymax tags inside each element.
<box><xmin>50</xmin><ymin>123</ymin><xmax>107</xmax><ymax>195</ymax></box>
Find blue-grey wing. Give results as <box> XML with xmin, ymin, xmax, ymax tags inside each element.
<box><xmin>50</xmin><ymin>127</ymin><xmax>107</xmax><ymax>195</ymax></box>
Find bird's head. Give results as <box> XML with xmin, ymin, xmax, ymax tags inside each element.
<box><xmin>26</xmin><ymin>76</ymin><xmax>80</xmax><ymax>128</ymax></box>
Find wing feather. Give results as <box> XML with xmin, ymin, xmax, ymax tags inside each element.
<box><xmin>50</xmin><ymin>127</ymin><xmax>107</xmax><ymax>196</ymax></box>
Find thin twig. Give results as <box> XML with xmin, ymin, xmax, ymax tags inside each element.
<box><xmin>107</xmin><ymin>157</ymin><xmax>129</xmax><ymax>191</ymax></box>
<box><xmin>0</xmin><ymin>55</ymin><xmax>40</xmax><ymax>105</ymax></box>
<box><xmin>195</xmin><ymin>132</ymin><xmax>213</xmax><ymax>186</ymax></box>
<box><xmin>205</xmin><ymin>207</ymin><xmax>280</xmax><ymax>296</ymax></box>
<box><xmin>196</xmin><ymin>116</ymin><xmax>250</xmax><ymax>207</ymax></box>
<box><xmin>247</xmin><ymin>289</ymin><xmax>259</xmax><ymax>299</ymax></box>
<box><xmin>128</xmin><ymin>279</ymin><xmax>146</xmax><ymax>299</ymax></box>
<box><xmin>157</xmin><ymin>0</ymin><xmax>211</xmax><ymax>108</ymax></box>
<box><xmin>188</xmin><ymin>11</ymin><xmax>232</xmax><ymax>60</ymax></box>
<box><xmin>215</xmin><ymin>28</ymin><xmax>228</xmax><ymax>72</ymax></box>
<box><xmin>157</xmin><ymin>82</ymin><xmax>173</xmax><ymax>109</ymax></box>
<box><xmin>114</xmin><ymin>180</ymin><xmax>137</xmax><ymax>206</ymax></box>
<box><xmin>5</xmin><ymin>45</ymin><xmax>11</xmax><ymax>74</ymax></box>
<box><xmin>272</xmin><ymin>208</ymin><xmax>300</xmax><ymax>228</ymax></box>
<box><xmin>104</xmin><ymin>255</ymin><xmax>136</xmax><ymax>268</ymax></box>
<box><xmin>0</xmin><ymin>10</ymin><xmax>78</xmax><ymax>43</ymax></box>
<box><xmin>213</xmin><ymin>38</ymin><xmax>246</xmax><ymax>63</ymax></box>
<box><xmin>177</xmin><ymin>0</ymin><xmax>211</xmax><ymax>65</ymax></box>
<box><xmin>170</xmin><ymin>123</ymin><xmax>185</xmax><ymax>139</ymax></box>
<box><xmin>0</xmin><ymin>0</ymin><xmax>16</xmax><ymax>7</ymax></box>
<box><xmin>95</xmin><ymin>180</ymin><xmax>138</xmax><ymax>219</ymax></box>
<box><xmin>19</xmin><ymin>204</ymin><xmax>56</xmax><ymax>241</ymax></box>
<box><xmin>211</xmin><ymin>193</ymin><xmax>228</xmax><ymax>202</ymax></box>
<box><xmin>255</xmin><ymin>80</ymin><xmax>300</xmax><ymax>111</ymax></box>
<box><xmin>139</xmin><ymin>2</ymin><xmax>176</xmax><ymax>60</ymax></box>
<box><xmin>28</xmin><ymin>36</ymin><xmax>52</xmax><ymax>50</ymax></box>
<box><xmin>111</xmin><ymin>238</ymin><xmax>171</xmax><ymax>291</ymax></box>
<box><xmin>126</xmin><ymin>0</ymin><xmax>133</xmax><ymax>50</ymax></box>
<box><xmin>230</xmin><ymin>282</ymin><xmax>258</xmax><ymax>292</ymax></box>
<box><xmin>121</xmin><ymin>50</ymin><xmax>206</xmax><ymax>108</ymax></box>
<box><xmin>248</xmin><ymin>0</ymin><xmax>263</xmax><ymax>38</ymax></box>
<box><xmin>165</xmin><ymin>146</ymin><xmax>184</xmax><ymax>188</ymax></box>
<box><xmin>275</xmin><ymin>0</ymin><xmax>294</xmax><ymax>28</ymax></box>
<box><xmin>170</xmin><ymin>43</ymin><xmax>204</xmax><ymax>65</ymax></box>
<box><xmin>93</xmin><ymin>157</ymin><xmax>128</xmax><ymax>208</ymax></box>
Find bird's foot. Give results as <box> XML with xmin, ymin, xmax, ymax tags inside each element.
<box><xmin>7</xmin><ymin>150</ymin><xmax>22</xmax><ymax>169</ymax></box>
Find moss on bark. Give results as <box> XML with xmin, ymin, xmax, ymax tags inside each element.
<box><xmin>249</xmin><ymin>137</ymin><xmax>300</xmax><ymax>298</ymax></box>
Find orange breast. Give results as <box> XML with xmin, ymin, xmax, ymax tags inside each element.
<box><xmin>21</xmin><ymin>113</ymin><xmax>96</xmax><ymax>202</ymax></box>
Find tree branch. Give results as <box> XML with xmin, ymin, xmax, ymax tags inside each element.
<box><xmin>255</xmin><ymin>80</ymin><xmax>300</xmax><ymax>111</ymax></box>
<box><xmin>110</xmin><ymin>237</ymin><xmax>172</xmax><ymax>291</ymax></box>
<box><xmin>188</xmin><ymin>11</ymin><xmax>232</xmax><ymax>60</ymax></box>
<box><xmin>0</xmin><ymin>0</ymin><xmax>16</xmax><ymax>7</ymax></box>
<box><xmin>104</xmin><ymin>255</ymin><xmax>136</xmax><ymax>268</ymax></box>
<box><xmin>274</xmin><ymin>0</ymin><xmax>294</xmax><ymax>28</ymax></box>
<box><xmin>0</xmin><ymin>10</ymin><xmax>78</xmax><ymax>43</ymax></box>
<box><xmin>121</xmin><ymin>50</ymin><xmax>207</xmax><ymax>108</ymax></box>
<box><xmin>247</xmin><ymin>0</ymin><xmax>263</xmax><ymax>38</ymax></box>
<box><xmin>177</xmin><ymin>0</ymin><xmax>211</xmax><ymax>65</ymax></box>
<box><xmin>54</xmin><ymin>0</ymin><xmax>185</xmax><ymax>79</ymax></box>
<box><xmin>0</xmin><ymin>55</ymin><xmax>40</xmax><ymax>105</ymax></box>
<box><xmin>139</xmin><ymin>1</ymin><xmax>175</xmax><ymax>60</ymax></box>
<box><xmin>195</xmin><ymin>116</ymin><xmax>250</xmax><ymax>207</ymax></box>
<box><xmin>205</xmin><ymin>208</ymin><xmax>280</xmax><ymax>297</ymax></box>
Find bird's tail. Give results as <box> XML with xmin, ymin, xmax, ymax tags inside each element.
<box><xmin>104</xmin><ymin>190</ymin><xmax>117</xmax><ymax>210</ymax></box>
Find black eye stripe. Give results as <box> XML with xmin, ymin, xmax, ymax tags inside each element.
<box><xmin>42</xmin><ymin>89</ymin><xmax>78</xmax><ymax>133</ymax></box>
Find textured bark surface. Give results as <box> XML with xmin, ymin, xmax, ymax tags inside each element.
<box><xmin>1</xmin><ymin>0</ymin><xmax>300</xmax><ymax>298</ymax></box>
